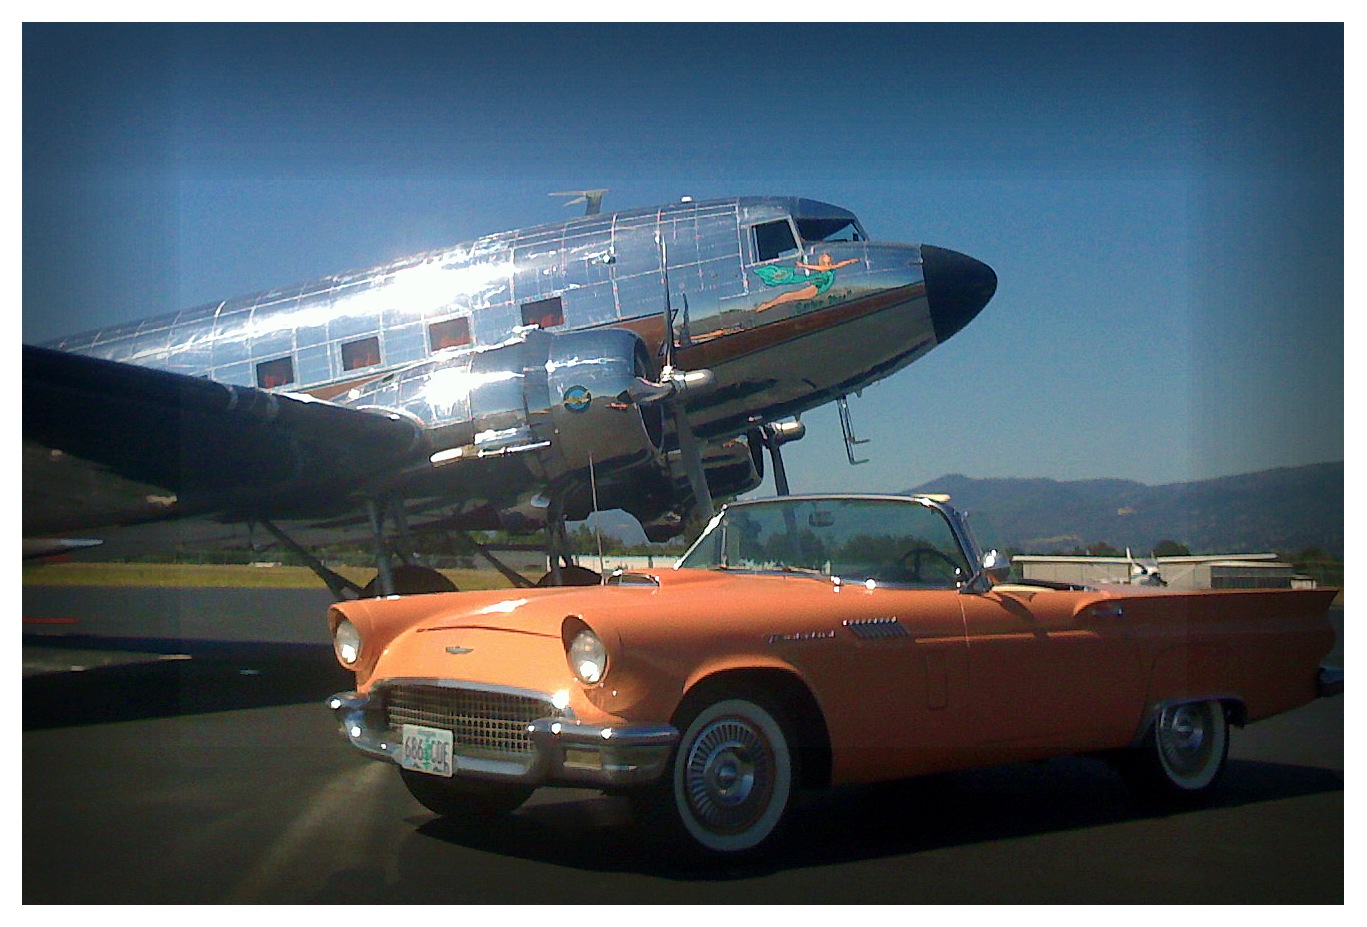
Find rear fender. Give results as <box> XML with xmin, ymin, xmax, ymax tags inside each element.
<box><xmin>1138</xmin><ymin>644</ymin><xmax>1244</xmax><ymax>741</ymax></box>
<box><xmin>1145</xmin><ymin>644</ymin><xmax>1241</xmax><ymax>703</ymax></box>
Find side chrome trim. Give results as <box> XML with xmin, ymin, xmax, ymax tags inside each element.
<box><xmin>843</xmin><ymin>617</ymin><xmax>910</xmax><ymax>640</ymax></box>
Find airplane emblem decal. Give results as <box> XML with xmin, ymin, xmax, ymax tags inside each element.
<box><xmin>562</xmin><ymin>385</ymin><xmax>592</xmax><ymax>413</ymax></box>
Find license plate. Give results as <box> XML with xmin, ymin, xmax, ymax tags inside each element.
<box><xmin>400</xmin><ymin>724</ymin><xmax>454</xmax><ymax>777</ymax></box>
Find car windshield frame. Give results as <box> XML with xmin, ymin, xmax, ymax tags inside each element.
<box><xmin>677</xmin><ymin>495</ymin><xmax>975</xmax><ymax>590</ymax></box>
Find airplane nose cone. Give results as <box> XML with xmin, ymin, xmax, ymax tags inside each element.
<box><xmin>922</xmin><ymin>245</ymin><xmax>997</xmax><ymax>343</ymax></box>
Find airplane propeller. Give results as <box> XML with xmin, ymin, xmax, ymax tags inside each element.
<box><xmin>1125</xmin><ymin>548</ymin><xmax>1168</xmax><ymax>586</ymax></box>
<box><xmin>626</xmin><ymin>230</ymin><xmax>718</xmax><ymax>531</ymax></box>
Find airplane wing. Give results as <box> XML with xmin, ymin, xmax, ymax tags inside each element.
<box><xmin>23</xmin><ymin>345</ymin><xmax>427</xmax><ymax>538</ymax></box>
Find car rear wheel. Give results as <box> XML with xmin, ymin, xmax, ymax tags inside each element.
<box><xmin>398</xmin><ymin>769</ymin><xmax>532</xmax><ymax>817</ymax></box>
<box><xmin>668</xmin><ymin>697</ymin><xmax>794</xmax><ymax>853</ymax></box>
<box><xmin>1121</xmin><ymin>699</ymin><xmax>1229</xmax><ymax>799</ymax></box>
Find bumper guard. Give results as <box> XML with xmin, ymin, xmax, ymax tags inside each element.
<box><xmin>1317</xmin><ymin>665</ymin><xmax>1344</xmax><ymax>698</ymax></box>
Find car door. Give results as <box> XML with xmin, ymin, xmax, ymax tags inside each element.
<box><xmin>826</xmin><ymin>585</ymin><xmax>972</xmax><ymax>783</ymax></box>
<box><xmin>959</xmin><ymin>588</ymin><xmax>1144</xmax><ymax>760</ymax></box>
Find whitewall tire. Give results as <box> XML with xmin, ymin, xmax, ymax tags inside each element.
<box><xmin>671</xmin><ymin>698</ymin><xmax>794</xmax><ymax>853</ymax></box>
<box><xmin>1122</xmin><ymin>699</ymin><xmax>1230</xmax><ymax>799</ymax></box>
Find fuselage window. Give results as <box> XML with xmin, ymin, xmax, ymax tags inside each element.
<box><xmin>753</xmin><ymin>220</ymin><xmax>801</xmax><ymax>262</ymax></box>
<box><xmin>341</xmin><ymin>336</ymin><xmax>381</xmax><ymax>371</ymax></box>
<box><xmin>255</xmin><ymin>356</ymin><xmax>295</xmax><ymax>389</ymax></box>
<box><xmin>428</xmin><ymin>317</ymin><xmax>472</xmax><ymax>352</ymax></box>
<box><xmin>521</xmin><ymin>296</ymin><xmax>564</xmax><ymax>329</ymax></box>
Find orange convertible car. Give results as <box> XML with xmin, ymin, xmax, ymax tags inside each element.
<box><xmin>326</xmin><ymin>494</ymin><xmax>1342</xmax><ymax>853</ymax></box>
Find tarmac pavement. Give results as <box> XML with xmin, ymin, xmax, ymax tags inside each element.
<box><xmin>21</xmin><ymin>590</ymin><xmax>1345</xmax><ymax>904</ymax></box>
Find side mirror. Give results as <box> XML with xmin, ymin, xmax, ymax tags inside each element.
<box><xmin>982</xmin><ymin>549</ymin><xmax>1012</xmax><ymax>582</ymax></box>
<box><xmin>962</xmin><ymin>549</ymin><xmax>1012</xmax><ymax>594</ymax></box>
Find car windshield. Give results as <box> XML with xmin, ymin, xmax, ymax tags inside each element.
<box><xmin>678</xmin><ymin>497</ymin><xmax>970</xmax><ymax>588</ymax></box>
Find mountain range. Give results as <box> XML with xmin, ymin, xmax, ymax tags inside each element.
<box><xmin>908</xmin><ymin>461</ymin><xmax>1343</xmax><ymax>558</ymax></box>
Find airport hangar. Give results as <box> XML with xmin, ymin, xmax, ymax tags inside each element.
<box><xmin>1011</xmin><ymin>553</ymin><xmax>1313</xmax><ymax>590</ymax></box>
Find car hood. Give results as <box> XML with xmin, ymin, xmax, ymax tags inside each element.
<box><xmin>404</xmin><ymin>571</ymin><xmax>831</xmax><ymax>628</ymax></box>
<box><xmin>335</xmin><ymin>570</ymin><xmax>831</xmax><ymax>685</ymax></box>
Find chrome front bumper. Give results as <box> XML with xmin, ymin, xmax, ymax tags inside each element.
<box><xmin>326</xmin><ymin>690</ymin><xmax>677</xmax><ymax>788</ymax></box>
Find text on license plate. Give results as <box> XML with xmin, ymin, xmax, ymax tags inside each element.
<box><xmin>400</xmin><ymin>724</ymin><xmax>454</xmax><ymax>777</ymax></box>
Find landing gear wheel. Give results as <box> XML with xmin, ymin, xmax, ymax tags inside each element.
<box><xmin>398</xmin><ymin>769</ymin><xmax>532</xmax><ymax>817</ymax></box>
<box><xmin>1119</xmin><ymin>699</ymin><xmax>1229</xmax><ymax>800</ymax></box>
<box><xmin>362</xmin><ymin>565</ymin><xmax>458</xmax><ymax>597</ymax></box>
<box><xmin>668</xmin><ymin>697</ymin><xmax>794</xmax><ymax>854</ymax></box>
<box><xmin>535</xmin><ymin>565</ymin><xmax>602</xmax><ymax>586</ymax></box>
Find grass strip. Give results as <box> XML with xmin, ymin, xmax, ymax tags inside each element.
<box><xmin>22</xmin><ymin>562</ymin><xmax>532</xmax><ymax>591</ymax></box>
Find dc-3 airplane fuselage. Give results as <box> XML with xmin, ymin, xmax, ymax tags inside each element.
<box><xmin>24</xmin><ymin>195</ymin><xmax>996</xmax><ymax>586</ymax></box>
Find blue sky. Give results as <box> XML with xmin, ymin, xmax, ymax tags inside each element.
<box><xmin>22</xmin><ymin>23</ymin><xmax>1344</xmax><ymax>494</ymax></box>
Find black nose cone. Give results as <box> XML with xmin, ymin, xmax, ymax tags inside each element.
<box><xmin>922</xmin><ymin>245</ymin><xmax>997</xmax><ymax>344</ymax></box>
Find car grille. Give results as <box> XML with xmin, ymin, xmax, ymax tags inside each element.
<box><xmin>384</xmin><ymin>683</ymin><xmax>549</xmax><ymax>759</ymax></box>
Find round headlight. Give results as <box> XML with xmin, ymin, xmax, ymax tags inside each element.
<box><xmin>334</xmin><ymin>618</ymin><xmax>362</xmax><ymax>666</ymax></box>
<box><xmin>568</xmin><ymin>629</ymin><xmax>608</xmax><ymax>685</ymax></box>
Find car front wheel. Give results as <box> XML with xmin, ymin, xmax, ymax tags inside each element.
<box><xmin>669</xmin><ymin>697</ymin><xmax>794</xmax><ymax>853</ymax></box>
<box><xmin>1121</xmin><ymin>699</ymin><xmax>1230</xmax><ymax>799</ymax></box>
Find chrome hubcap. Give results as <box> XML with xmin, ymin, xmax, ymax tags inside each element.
<box><xmin>1158</xmin><ymin>703</ymin><xmax>1215</xmax><ymax>778</ymax></box>
<box><xmin>683</xmin><ymin>718</ymin><xmax>773</xmax><ymax>834</ymax></box>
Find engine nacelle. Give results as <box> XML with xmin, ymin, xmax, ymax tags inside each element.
<box><xmin>692</xmin><ymin>436</ymin><xmax>764</xmax><ymax>502</ymax></box>
<box><xmin>637</xmin><ymin>435</ymin><xmax>765</xmax><ymax>541</ymax></box>
<box><xmin>341</xmin><ymin>328</ymin><xmax>665</xmax><ymax>491</ymax></box>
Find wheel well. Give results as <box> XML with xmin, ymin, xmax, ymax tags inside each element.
<box><xmin>1220</xmin><ymin>698</ymin><xmax>1248</xmax><ymax>727</ymax></box>
<box><xmin>674</xmin><ymin>668</ymin><xmax>833</xmax><ymax>789</ymax></box>
<box><xmin>1137</xmin><ymin>696</ymin><xmax>1248</xmax><ymax>742</ymax></box>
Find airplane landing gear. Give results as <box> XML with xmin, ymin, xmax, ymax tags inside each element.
<box><xmin>535</xmin><ymin>564</ymin><xmax>601</xmax><ymax>586</ymax></box>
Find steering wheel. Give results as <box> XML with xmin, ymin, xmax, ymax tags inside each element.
<box><xmin>890</xmin><ymin>546</ymin><xmax>963</xmax><ymax>585</ymax></box>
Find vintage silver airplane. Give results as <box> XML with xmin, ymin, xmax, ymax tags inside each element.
<box><xmin>24</xmin><ymin>195</ymin><xmax>996</xmax><ymax>595</ymax></box>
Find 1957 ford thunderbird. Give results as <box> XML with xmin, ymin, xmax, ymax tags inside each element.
<box><xmin>326</xmin><ymin>494</ymin><xmax>1342</xmax><ymax>853</ymax></box>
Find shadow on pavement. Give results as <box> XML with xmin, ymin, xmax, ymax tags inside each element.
<box><xmin>397</xmin><ymin>754</ymin><xmax>1342</xmax><ymax>887</ymax></box>
<box><xmin>23</xmin><ymin>634</ymin><xmax>352</xmax><ymax>730</ymax></box>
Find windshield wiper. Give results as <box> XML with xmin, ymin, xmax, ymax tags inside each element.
<box><xmin>708</xmin><ymin>563</ymin><xmax>824</xmax><ymax>576</ymax></box>
<box><xmin>774</xmin><ymin>565</ymin><xmax>827</xmax><ymax>577</ymax></box>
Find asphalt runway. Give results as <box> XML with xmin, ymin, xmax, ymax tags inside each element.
<box><xmin>22</xmin><ymin>589</ymin><xmax>1344</xmax><ymax>904</ymax></box>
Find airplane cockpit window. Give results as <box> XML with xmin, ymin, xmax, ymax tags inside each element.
<box><xmin>428</xmin><ymin>317</ymin><xmax>471</xmax><ymax>352</ymax></box>
<box><xmin>341</xmin><ymin>336</ymin><xmax>381</xmax><ymax>371</ymax></box>
<box><xmin>753</xmin><ymin>220</ymin><xmax>801</xmax><ymax>262</ymax></box>
<box><xmin>256</xmin><ymin>356</ymin><xmax>295</xmax><ymax>389</ymax></box>
<box><xmin>796</xmin><ymin>218</ymin><xmax>867</xmax><ymax>244</ymax></box>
